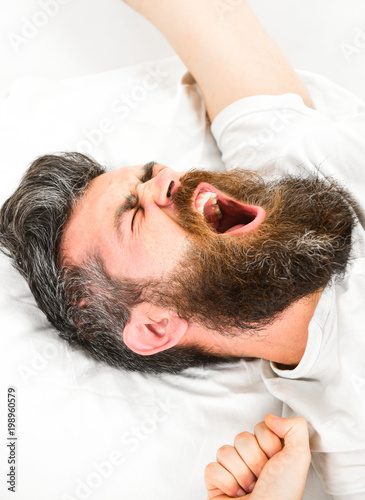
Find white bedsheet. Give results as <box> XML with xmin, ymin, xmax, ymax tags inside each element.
<box><xmin>0</xmin><ymin>56</ymin><xmax>335</xmax><ymax>499</ymax></box>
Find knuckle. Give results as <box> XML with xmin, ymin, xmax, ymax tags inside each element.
<box><xmin>234</xmin><ymin>431</ymin><xmax>253</xmax><ymax>447</ymax></box>
<box><xmin>216</xmin><ymin>444</ymin><xmax>233</xmax><ymax>461</ymax></box>
<box><xmin>296</xmin><ymin>416</ymin><xmax>308</xmax><ymax>427</ymax></box>
<box><xmin>205</xmin><ymin>461</ymin><xmax>217</xmax><ymax>475</ymax></box>
<box><xmin>254</xmin><ymin>421</ymin><xmax>266</xmax><ymax>434</ymax></box>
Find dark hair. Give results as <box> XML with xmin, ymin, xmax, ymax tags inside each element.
<box><xmin>0</xmin><ymin>152</ymin><xmax>105</xmax><ymax>331</ymax></box>
<box><xmin>0</xmin><ymin>153</ymin><xmax>234</xmax><ymax>373</ymax></box>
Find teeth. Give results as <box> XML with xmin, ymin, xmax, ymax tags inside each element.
<box><xmin>214</xmin><ymin>203</ymin><xmax>223</xmax><ymax>220</ymax></box>
<box><xmin>195</xmin><ymin>191</ymin><xmax>216</xmax><ymax>215</ymax></box>
<box><xmin>195</xmin><ymin>191</ymin><xmax>222</xmax><ymax>220</ymax></box>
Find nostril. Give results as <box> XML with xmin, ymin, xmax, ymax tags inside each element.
<box><xmin>166</xmin><ymin>181</ymin><xmax>174</xmax><ymax>198</ymax></box>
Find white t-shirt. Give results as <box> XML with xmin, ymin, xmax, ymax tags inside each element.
<box><xmin>211</xmin><ymin>70</ymin><xmax>365</xmax><ymax>499</ymax></box>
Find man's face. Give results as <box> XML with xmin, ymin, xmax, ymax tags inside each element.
<box><xmin>62</xmin><ymin>162</ymin><xmax>354</xmax><ymax>339</ymax></box>
<box><xmin>61</xmin><ymin>162</ymin><xmax>267</xmax><ymax>283</ymax></box>
<box><xmin>61</xmin><ymin>162</ymin><xmax>192</xmax><ymax>281</ymax></box>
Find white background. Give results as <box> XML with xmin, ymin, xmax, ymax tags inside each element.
<box><xmin>1</xmin><ymin>2</ymin><xmax>364</xmax><ymax>499</ymax></box>
<box><xmin>1</xmin><ymin>0</ymin><xmax>365</xmax><ymax>101</ymax></box>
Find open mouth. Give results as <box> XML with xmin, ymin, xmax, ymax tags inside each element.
<box><xmin>193</xmin><ymin>182</ymin><xmax>266</xmax><ymax>235</ymax></box>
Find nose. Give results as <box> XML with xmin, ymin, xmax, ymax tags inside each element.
<box><xmin>138</xmin><ymin>166</ymin><xmax>182</xmax><ymax>208</ymax></box>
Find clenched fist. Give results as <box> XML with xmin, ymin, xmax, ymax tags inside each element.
<box><xmin>205</xmin><ymin>415</ymin><xmax>311</xmax><ymax>500</ymax></box>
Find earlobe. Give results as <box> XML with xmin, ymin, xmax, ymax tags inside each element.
<box><xmin>123</xmin><ymin>303</ymin><xmax>188</xmax><ymax>355</ymax></box>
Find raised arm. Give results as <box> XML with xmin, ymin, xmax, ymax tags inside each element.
<box><xmin>123</xmin><ymin>0</ymin><xmax>314</xmax><ymax>120</ymax></box>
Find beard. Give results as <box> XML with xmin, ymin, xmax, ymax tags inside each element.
<box><xmin>143</xmin><ymin>168</ymin><xmax>356</xmax><ymax>334</ymax></box>
<box><xmin>67</xmin><ymin>168</ymin><xmax>358</xmax><ymax>374</ymax></box>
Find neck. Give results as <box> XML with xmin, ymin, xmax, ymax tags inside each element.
<box><xmin>184</xmin><ymin>291</ymin><xmax>322</xmax><ymax>367</ymax></box>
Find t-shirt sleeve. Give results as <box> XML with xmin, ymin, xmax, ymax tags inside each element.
<box><xmin>210</xmin><ymin>93</ymin><xmax>365</xmax><ymax>212</ymax></box>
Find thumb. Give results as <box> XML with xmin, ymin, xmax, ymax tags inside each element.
<box><xmin>249</xmin><ymin>416</ymin><xmax>311</xmax><ymax>500</ymax></box>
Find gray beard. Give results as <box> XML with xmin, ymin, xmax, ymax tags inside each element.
<box><xmin>63</xmin><ymin>169</ymin><xmax>358</xmax><ymax>375</ymax></box>
<box><xmin>143</xmin><ymin>169</ymin><xmax>357</xmax><ymax>333</ymax></box>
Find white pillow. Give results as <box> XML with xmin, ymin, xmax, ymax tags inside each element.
<box><xmin>0</xmin><ymin>56</ymin><xmax>332</xmax><ymax>499</ymax></box>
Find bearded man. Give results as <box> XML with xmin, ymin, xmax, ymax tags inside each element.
<box><xmin>1</xmin><ymin>0</ymin><xmax>365</xmax><ymax>498</ymax></box>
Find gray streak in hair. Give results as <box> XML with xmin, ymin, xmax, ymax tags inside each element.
<box><xmin>0</xmin><ymin>152</ymin><xmax>235</xmax><ymax>374</ymax></box>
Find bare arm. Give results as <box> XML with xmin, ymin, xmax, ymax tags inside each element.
<box><xmin>123</xmin><ymin>0</ymin><xmax>314</xmax><ymax>121</ymax></box>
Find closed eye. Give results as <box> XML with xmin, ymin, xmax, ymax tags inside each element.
<box><xmin>114</xmin><ymin>161</ymin><xmax>157</xmax><ymax>236</ymax></box>
<box><xmin>124</xmin><ymin>193</ymin><xmax>139</xmax><ymax>230</ymax></box>
<box><xmin>130</xmin><ymin>161</ymin><xmax>156</xmax><ymax>229</ymax></box>
<box><xmin>131</xmin><ymin>202</ymin><xmax>140</xmax><ymax>229</ymax></box>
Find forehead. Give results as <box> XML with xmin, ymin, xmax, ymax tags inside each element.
<box><xmin>60</xmin><ymin>165</ymin><xmax>142</xmax><ymax>266</ymax></box>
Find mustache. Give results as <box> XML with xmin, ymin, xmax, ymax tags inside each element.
<box><xmin>172</xmin><ymin>168</ymin><xmax>357</xmax><ymax>245</ymax></box>
<box><xmin>171</xmin><ymin>168</ymin><xmax>275</xmax><ymax>238</ymax></box>
<box><xmin>174</xmin><ymin>169</ymin><xmax>267</xmax><ymax>205</ymax></box>
<box><xmin>146</xmin><ymin>169</ymin><xmax>356</xmax><ymax>333</ymax></box>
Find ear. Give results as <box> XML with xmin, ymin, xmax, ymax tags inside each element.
<box><xmin>123</xmin><ymin>303</ymin><xmax>189</xmax><ymax>355</ymax></box>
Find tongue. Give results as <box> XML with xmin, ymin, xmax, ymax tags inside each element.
<box><xmin>203</xmin><ymin>198</ymin><xmax>259</xmax><ymax>234</ymax></box>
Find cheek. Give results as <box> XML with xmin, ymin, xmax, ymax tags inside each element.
<box><xmin>132</xmin><ymin>226</ymin><xmax>189</xmax><ymax>280</ymax></box>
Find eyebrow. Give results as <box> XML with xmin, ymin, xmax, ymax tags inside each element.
<box><xmin>113</xmin><ymin>161</ymin><xmax>156</xmax><ymax>239</ymax></box>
